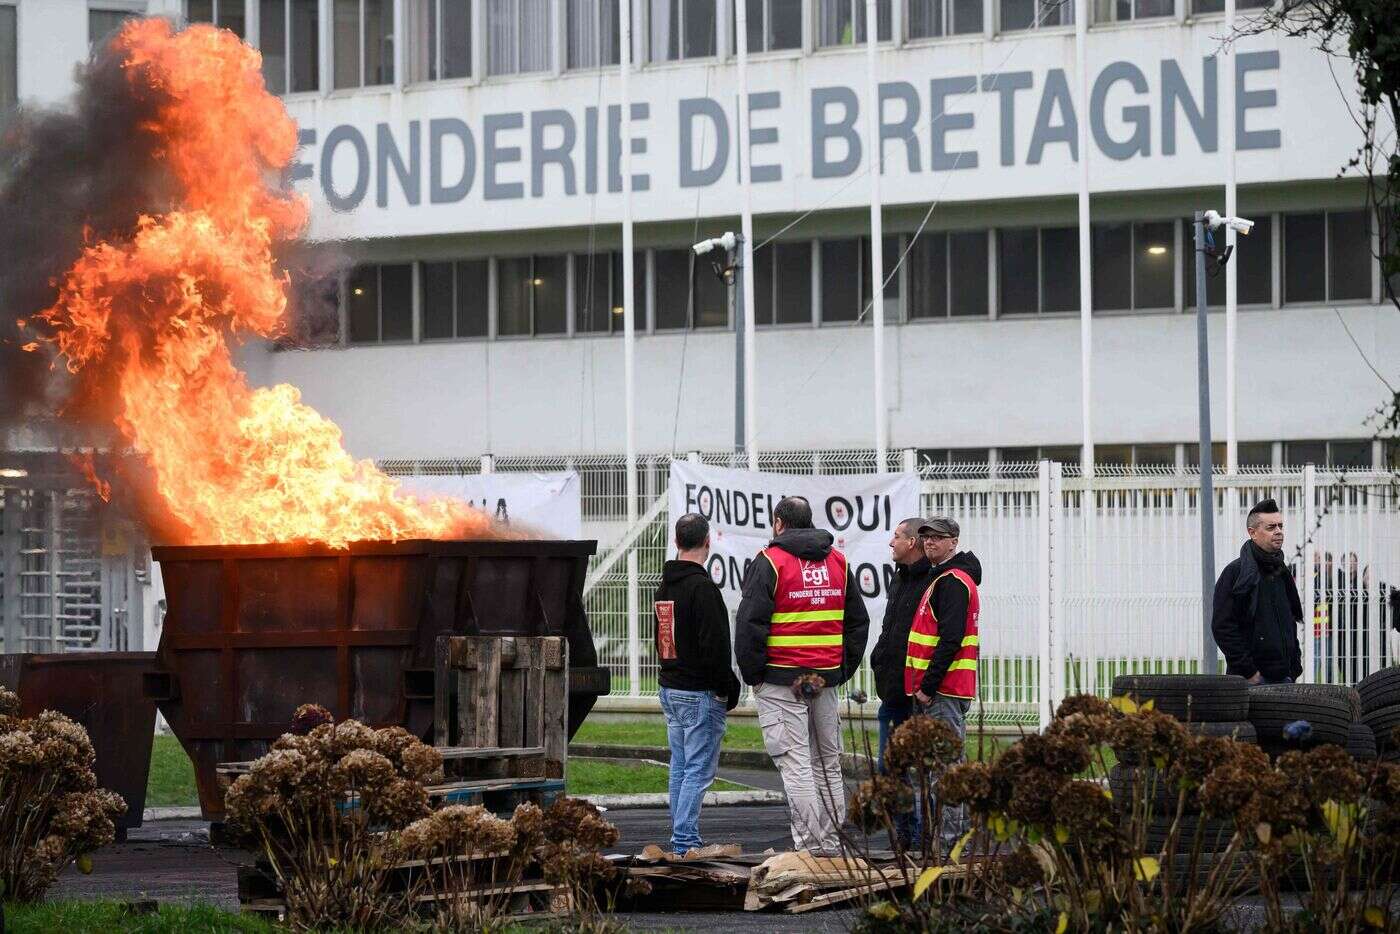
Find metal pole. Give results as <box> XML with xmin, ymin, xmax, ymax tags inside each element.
<box><xmin>731</xmin><ymin>249</ymin><xmax>745</xmax><ymax>454</ymax></box>
<box><xmin>1194</xmin><ymin>213</ymin><xmax>1219</xmax><ymax>674</ymax></box>
<box><xmin>620</xmin><ymin>0</ymin><xmax>641</xmax><ymax>698</ymax></box>
<box><xmin>1075</xmin><ymin>0</ymin><xmax>1092</xmax><ymax>475</ymax></box>
<box><xmin>1224</xmin><ymin>0</ymin><xmax>1238</xmax><ymax>475</ymax></box>
<box><xmin>863</xmin><ymin>0</ymin><xmax>887</xmax><ymax>473</ymax></box>
<box><xmin>734</xmin><ymin>0</ymin><xmax>758</xmax><ymax>470</ymax></box>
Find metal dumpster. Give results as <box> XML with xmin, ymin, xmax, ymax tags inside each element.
<box><xmin>148</xmin><ymin>539</ymin><xmax>610</xmax><ymax>819</ymax></box>
<box><xmin>0</xmin><ymin>651</ymin><xmax>158</xmax><ymax>832</ymax></box>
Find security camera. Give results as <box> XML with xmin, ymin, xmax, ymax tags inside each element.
<box><xmin>1203</xmin><ymin>211</ymin><xmax>1255</xmax><ymax>236</ymax></box>
<box><xmin>693</xmin><ymin>231</ymin><xmax>737</xmax><ymax>256</ymax></box>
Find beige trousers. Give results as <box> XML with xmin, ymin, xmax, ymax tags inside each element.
<box><xmin>754</xmin><ymin>680</ymin><xmax>846</xmax><ymax>852</ymax></box>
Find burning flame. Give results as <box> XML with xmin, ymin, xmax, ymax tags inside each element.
<box><xmin>29</xmin><ymin>20</ymin><xmax>492</xmax><ymax>547</ymax></box>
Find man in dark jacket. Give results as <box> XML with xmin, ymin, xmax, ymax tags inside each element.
<box><xmin>1211</xmin><ymin>498</ymin><xmax>1303</xmax><ymax>684</ymax></box>
<box><xmin>867</xmin><ymin>516</ymin><xmax>935</xmax><ymax>844</ymax></box>
<box><xmin>734</xmin><ymin>496</ymin><xmax>870</xmax><ymax>853</ymax></box>
<box><xmin>654</xmin><ymin>513</ymin><xmax>741</xmax><ymax>854</ymax></box>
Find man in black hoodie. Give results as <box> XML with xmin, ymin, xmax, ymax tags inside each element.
<box><xmin>735</xmin><ymin>496</ymin><xmax>870</xmax><ymax>853</ymax></box>
<box><xmin>1212</xmin><ymin>498</ymin><xmax>1303</xmax><ymax>684</ymax></box>
<box><xmin>654</xmin><ymin>513</ymin><xmax>741</xmax><ymax>855</ymax></box>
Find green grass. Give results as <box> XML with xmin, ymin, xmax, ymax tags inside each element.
<box><xmin>566</xmin><ymin>758</ymin><xmax>747</xmax><ymax>795</ymax></box>
<box><xmin>2</xmin><ymin>901</ymin><xmax>275</xmax><ymax>933</ymax></box>
<box><xmin>146</xmin><ymin>735</ymin><xmax>199</xmax><ymax>808</ymax></box>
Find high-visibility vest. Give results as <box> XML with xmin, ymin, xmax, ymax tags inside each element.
<box><xmin>762</xmin><ymin>546</ymin><xmax>848</xmax><ymax>671</ymax></box>
<box><xmin>904</xmin><ymin>568</ymin><xmax>980</xmax><ymax>699</ymax></box>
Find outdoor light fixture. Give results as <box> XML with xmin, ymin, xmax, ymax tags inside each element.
<box><xmin>0</xmin><ymin>468</ymin><xmax>28</xmax><ymax>479</ymax></box>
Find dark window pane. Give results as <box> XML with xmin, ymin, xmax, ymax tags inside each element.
<box><xmin>90</xmin><ymin>10</ymin><xmax>136</xmax><ymax>47</ymax></box>
<box><xmin>853</xmin><ymin>0</ymin><xmax>891</xmax><ymax>40</ymax></box>
<box><xmin>1239</xmin><ymin>215</ymin><xmax>1272</xmax><ymax>305</ymax></box>
<box><xmin>1185</xmin><ymin>442</ymin><xmax>1225</xmax><ymax>467</ymax></box>
<box><xmin>1284</xmin><ymin>213</ymin><xmax>1326</xmax><ymax>304</ymax></box>
<box><xmin>364</xmin><ymin>0</ymin><xmax>395</xmax><ymax>85</ymax></box>
<box><xmin>497</xmin><ymin>257</ymin><xmax>532</xmax><ymax>336</ymax></box>
<box><xmin>1000</xmin><ymin>0</ymin><xmax>1034</xmax><ymax>30</ymax></box>
<box><xmin>654</xmin><ymin>249</ymin><xmax>690</xmax><ymax>329</ymax></box>
<box><xmin>1134</xmin><ymin>221</ymin><xmax>1175</xmax><ymax>309</ymax></box>
<box><xmin>684</xmin><ymin>0</ymin><xmax>716</xmax><ymax>57</ymax></box>
<box><xmin>739</xmin><ymin>0</ymin><xmax>762</xmax><ymax>51</ymax></box>
<box><xmin>188</xmin><ymin>1</ymin><xmax>215</xmax><ymax>23</ymax></box>
<box><xmin>694</xmin><ymin>255</ymin><xmax>728</xmax><ymax>327</ymax></box>
<box><xmin>998</xmin><ymin>228</ymin><xmax>1039</xmax><ymax>315</ymax></box>
<box><xmin>379</xmin><ymin>264</ymin><xmax>414</xmax><ymax>341</ymax></box>
<box><xmin>333</xmin><ymin>0</ymin><xmax>360</xmax><ymax>88</ymax></box>
<box><xmin>533</xmin><ymin>255</ymin><xmax>568</xmax><ymax>334</ymax></box>
<box><xmin>949</xmin><ymin>231</ymin><xmax>988</xmax><ymax>317</ymax></box>
<box><xmin>821</xmin><ymin>239</ymin><xmax>860</xmax><ymax>322</ymax></box>
<box><xmin>0</xmin><ymin>5</ymin><xmax>15</xmax><ymax>113</ymax></box>
<box><xmin>444</xmin><ymin>0</ymin><xmax>473</xmax><ymax>77</ymax></box>
<box><xmin>908</xmin><ymin>0</ymin><xmax>943</xmax><ymax>37</ymax></box>
<box><xmin>1135</xmin><ymin>0</ymin><xmax>1171</xmax><ymax>15</ymax></box>
<box><xmin>347</xmin><ymin>266</ymin><xmax>380</xmax><ymax>343</ymax></box>
<box><xmin>1043</xmin><ymin>445</ymin><xmax>1080</xmax><ymax>463</ymax></box>
<box><xmin>1238</xmin><ymin>442</ymin><xmax>1273</xmax><ymax>467</ymax></box>
<box><xmin>1001</xmin><ymin>447</ymin><xmax>1038</xmax><ymax>464</ymax></box>
<box><xmin>950</xmin><ymin>448</ymin><xmax>989</xmax><ymax>464</ymax></box>
<box><xmin>752</xmin><ymin>244</ymin><xmax>774</xmax><ymax>324</ymax></box>
<box><xmin>260</xmin><ymin>0</ymin><xmax>288</xmax><ymax>94</ymax></box>
<box><xmin>456</xmin><ymin>260</ymin><xmax>489</xmax><ymax>336</ymax></box>
<box><xmin>1092</xmin><ymin>222</ymin><xmax>1132</xmax><ymax>311</ymax></box>
<box><xmin>1041</xmin><ymin>227</ymin><xmax>1079</xmax><ymax>312</ymax></box>
<box><xmin>1097</xmin><ymin>444</ymin><xmax>1132</xmax><ymax>468</ymax></box>
<box><xmin>574</xmin><ymin>252</ymin><xmax>612</xmax><ymax>333</ymax></box>
<box><xmin>908</xmin><ymin>233</ymin><xmax>947</xmax><ymax>319</ymax></box>
<box><xmin>291</xmin><ymin>0</ymin><xmax>320</xmax><ymax>92</ymax></box>
<box><xmin>1193</xmin><ymin>0</ymin><xmax>1222</xmax><ymax>11</ymax></box>
<box><xmin>422</xmin><ymin>261</ymin><xmax>456</xmax><ymax>339</ymax></box>
<box><xmin>1285</xmin><ymin>440</ymin><xmax>1327</xmax><ymax>467</ymax></box>
<box><xmin>775</xmin><ymin>241</ymin><xmax>812</xmax><ymax>324</ymax></box>
<box><xmin>1134</xmin><ymin>444</ymin><xmax>1176</xmax><ymax>468</ymax></box>
<box><xmin>951</xmin><ymin>0</ymin><xmax>982</xmax><ymax>33</ymax></box>
<box><xmin>818</xmin><ymin>0</ymin><xmax>853</xmax><ymax>45</ymax></box>
<box><xmin>770</xmin><ymin>0</ymin><xmax>801</xmax><ymax>48</ymax></box>
<box><xmin>1330</xmin><ymin>441</ymin><xmax>1371</xmax><ymax>468</ymax></box>
<box><xmin>1328</xmin><ymin>210</ymin><xmax>1371</xmax><ymax>302</ymax></box>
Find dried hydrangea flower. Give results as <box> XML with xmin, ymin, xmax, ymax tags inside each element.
<box><xmin>1055</xmin><ymin>694</ymin><xmax>1117</xmax><ymax>722</ymax></box>
<box><xmin>0</xmin><ymin>687</ymin><xmax>19</xmax><ymax>716</ymax></box>
<box><xmin>1000</xmin><ymin>845</ymin><xmax>1045</xmax><ymax>887</ymax></box>
<box><xmin>290</xmin><ymin>703</ymin><xmax>333</xmax><ymax>736</ymax></box>
<box><xmin>1051</xmin><ymin>780</ymin><xmax>1114</xmax><ymax>842</ymax></box>
<box><xmin>885</xmin><ymin>715</ymin><xmax>964</xmax><ymax>775</ymax></box>
<box><xmin>1006</xmin><ymin>766</ymin><xmax>1066</xmax><ymax>829</ymax></box>
<box><xmin>939</xmin><ymin>761</ymin><xmax>995</xmax><ymax>814</ymax></box>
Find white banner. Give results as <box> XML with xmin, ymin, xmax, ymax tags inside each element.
<box><xmin>397</xmin><ymin>471</ymin><xmax>583</xmax><ymax>539</ymax></box>
<box><xmin>667</xmin><ymin>461</ymin><xmax>920</xmax><ymax>643</ymax></box>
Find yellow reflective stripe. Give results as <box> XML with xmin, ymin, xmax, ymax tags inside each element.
<box><xmin>948</xmin><ymin>659</ymin><xmax>978</xmax><ymax>672</ymax></box>
<box><xmin>961</xmin><ymin>635</ymin><xmax>980</xmax><ymax>647</ymax></box>
<box><xmin>907</xmin><ymin>631</ymin><xmax>940</xmax><ymax>648</ymax></box>
<box><xmin>905</xmin><ymin>656</ymin><xmax>930</xmax><ymax>670</ymax></box>
<box><xmin>771</xmin><ymin>610</ymin><xmax>845</xmax><ymax>623</ymax></box>
<box><xmin>768</xmin><ymin>634</ymin><xmax>844</xmax><ymax>647</ymax></box>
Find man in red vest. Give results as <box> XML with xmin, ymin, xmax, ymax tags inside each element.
<box><xmin>735</xmin><ymin>496</ymin><xmax>870</xmax><ymax>854</ymax></box>
<box><xmin>905</xmin><ymin>517</ymin><xmax>981</xmax><ymax>852</ymax></box>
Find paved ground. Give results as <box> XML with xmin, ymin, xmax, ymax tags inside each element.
<box><xmin>50</xmin><ymin>805</ymin><xmax>866</xmax><ymax>932</ymax></box>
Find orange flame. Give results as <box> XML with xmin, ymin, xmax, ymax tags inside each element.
<box><xmin>32</xmin><ymin>20</ymin><xmax>491</xmax><ymax>547</ymax></box>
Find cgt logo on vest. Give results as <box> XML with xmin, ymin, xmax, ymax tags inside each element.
<box><xmin>800</xmin><ymin>562</ymin><xmax>831</xmax><ymax>588</ymax></box>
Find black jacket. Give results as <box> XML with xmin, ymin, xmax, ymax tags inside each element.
<box><xmin>1211</xmin><ymin>542</ymin><xmax>1303</xmax><ymax>682</ymax></box>
<box><xmin>917</xmin><ymin>552</ymin><xmax>983</xmax><ymax>698</ymax></box>
<box><xmin>734</xmin><ymin>528</ymin><xmax>871</xmax><ymax>687</ymax></box>
<box><xmin>654</xmin><ymin>560</ymin><xmax>742</xmax><ymax>707</ymax></box>
<box><xmin>869</xmin><ymin>556</ymin><xmax>936</xmax><ymax>702</ymax></box>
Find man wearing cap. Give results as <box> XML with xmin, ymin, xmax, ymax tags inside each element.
<box><xmin>905</xmin><ymin>517</ymin><xmax>982</xmax><ymax>851</ymax></box>
<box><xmin>1212</xmin><ymin>498</ymin><xmax>1303</xmax><ymax>684</ymax></box>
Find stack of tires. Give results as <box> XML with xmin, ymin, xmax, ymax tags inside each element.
<box><xmin>1108</xmin><ymin>675</ymin><xmax>1253</xmax><ymax>881</ymax></box>
<box><xmin>1246</xmin><ymin>683</ymin><xmax>1359</xmax><ymax>758</ymax></box>
<box><xmin>1358</xmin><ymin>668</ymin><xmax>1400</xmax><ymax>762</ymax></box>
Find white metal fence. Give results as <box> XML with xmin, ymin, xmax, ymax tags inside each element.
<box><xmin>386</xmin><ymin>454</ymin><xmax>1400</xmax><ymax>727</ymax></box>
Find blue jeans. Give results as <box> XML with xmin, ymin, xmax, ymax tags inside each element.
<box><xmin>916</xmin><ymin>694</ymin><xmax>971</xmax><ymax>852</ymax></box>
<box><xmin>877</xmin><ymin>699</ymin><xmax>921</xmax><ymax>847</ymax></box>
<box><xmin>659</xmin><ymin>687</ymin><xmax>726</xmax><ymax>854</ymax></box>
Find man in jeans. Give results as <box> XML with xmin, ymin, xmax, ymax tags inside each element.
<box><xmin>905</xmin><ymin>518</ymin><xmax>982</xmax><ymax>853</ymax></box>
<box><xmin>654</xmin><ymin>513</ymin><xmax>741</xmax><ymax>855</ymax></box>
<box><xmin>735</xmin><ymin>497</ymin><xmax>870</xmax><ymax>854</ymax></box>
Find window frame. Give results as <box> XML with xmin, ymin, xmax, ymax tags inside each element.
<box><xmin>420</xmin><ymin>258</ymin><xmax>491</xmax><ymax>340</ymax></box>
<box><xmin>730</xmin><ymin>0</ymin><xmax>804</xmax><ymax>54</ymax></box>
<box><xmin>258</xmin><ymin>0</ymin><xmax>322</xmax><ymax>95</ymax></box>
<box><xmin>345</xmin><ymin>262</ymin><xmax>416</xmax><ymax>345</ymax></box>
<box><xmin>332</xmin><ymin>0</ymin><xmax>396</xmax><ymax>90</ymax></box>
<box><xmin>1091</xmin><ymin>218</ymin><xmax>1178</xmax><ymax>315</ymax></box>
<box><xmin>905</xmin><ymin>0</ymin><xmax>982</xmax><ymax>41</ymax></box>
<box><xmin>184</xmin><ymin>0</ymin><xmax>247</xmax><ymax>35</ymax></box>
<box><xmin>646</xmin><ymin>0</ymin><xmax>720</xmax><ymax>64</ymax></box>
<box><xmin>0</xmin><ymin>3</ymin><xmax>15</xmax><ymax>117</ymax></box>
<box><xmin>88</xmin><ymin>3</ymin><xmax>145</xmax><ymax>49</ymax></box>
<box><xmin>566</xmin><ymin>0</ymin><xmax>621</xmax><ymax>69</ymax></box>
<box><xmin>487</xmin><ymin>0</ymin><xmax>555</xmax><ymax>76</ymax></box>
<box><xmin>995</xmin><ymin>0</ymin><xmax>1072</xmax><ymax>32</ymax></box>
<box><xmin>1282</xmin><ymin>208</ymin><xmax>1377</xmax><ymax>307</ymax></box>
<box><xmin>494</xmin><ymin>254</ymin><xmax>571</xmax><ymax>338</ymax></box>
<box><xmin>406</xmin><ymin>0</ymin><xmax>476</xmax><ymax>83</ymax></box>
<box><xmin>1091</xmin><ymin>0</ymin><xmax>1174</xmax><ymax>25</ymax></box>
<box><xmin>814</xmin><ymin>0</ymin><xmax>891</xmax><ymax>49</ymax></box>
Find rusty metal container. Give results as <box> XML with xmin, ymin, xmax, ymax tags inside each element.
<box><xmin>0</xmin><ymin>651</ymin><xmax>158</xmax><ymax>832</ymax></box>
<box><xmin>148</xmin><ymin>539</ymin><xmax>609</xmax><ymax>819</ymax></box>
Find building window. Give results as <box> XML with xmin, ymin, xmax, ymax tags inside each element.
<box><xmin>820</xmin><ymin>239</ymin><xmax>861</xmax><ymax>322</ymax></box>
<box><xmin>1187</xmin><ymin>441</ymin><xmax>1274</xmax><ymax>468</ymax></box>
<box><xmin>497</xmin><ymin>255</ymin><xmax>567</xmax><ymax>336</ymax></box>
<box><xmin>861</xmin><ymin>235</ymin><xmax>901</xmax><ymax>319</ymax></box>
<box><xmin>421</xmin><ymin>260</ymin><xmax>489</xmax><ymax>339</ymax></box>
<box><xmin>817</xmin><ymin>0</ymin><xmax>891</xmax><ymax>46</ymax></box>
<box><xmin>1284</xmin><ymin>210</ymin><xmax>1373</xmax><ymax>305</ymax></box>
<box><xmin>907</xmin><ymin>0</ymin><xmax>981</xmax><ymax>38</ymax></box>
<box><xmin>649</xmin><ymin>0</ymin><xmax>717</xmax><ymax>62</ymax></box>
<box><xmin>1093</xmin><ymin>0</ymin><xmax>1172</xmax><ymax>22</ymax></box>
<box><xmin>753</xmin><ymin>241</ymin><xmax>813</xmax><ymax>325</ymax></box>
<box><xmin>568</xmin><ymin>0</ymin><xmax>620</xmax><ymax>67</ymax></box>
<box><xmin>186</xmin><ymin>0</ymin><xmax>247</xmax><ymax>36</ymax></box>
<box><xmin>998</xmin><ymin>226</ymin><xmax>1078</xmax><ymax>316</ymax></box>
<box><xmin>1190</xmin><ymin>0</ymin><xmax>1270</xmax><ymax>13</ymax></box>
<box><xmin>654</xmin><ymin>248</ymin><xmax>726</xmax><ymax>328</ymax></box>
<box><xmin>908</xmin><ymin>231</ymin><xmax>988</xmax><ymax>319</ymax></box>
<box><xmin>407</xmin><ymin>0</ymin><xmax>473</xmax><ymax>81</ymax></box>
<box><xmin>574</xmin><ymin>251</ymin><xmax>644</xmax><ymax>333</ymax></box>
<box><xmin>90</xmin><ymin>8</ymin><xmax>141</xmax><ymax>49</ymax></box>
<box><xmin>1184</xmin><ymin>214</ymin><xmax>1273</xmax><ymax>309</ymax></box>
<box><xmin>333</xmin><ymin>0</ymin><xmax>395</xmax><ymax>89</ymax></box>
<box><xmin>999</xmin><ymin>0</ymin><xmax>1071</xmax><ymax>30</ymax></box>
<box><xmin>733</xmin><ymin>0</ymin><xmax>802</xmax><ymax>51</ymax></box>
<box><xmin>1284</xmin><ymin>439</ymin><xmax>1372</xmax><ymax>469</ymax></box>
<box><xmin>0</xmin><ymin>5</ymin><xmax>15</xmax><ymax>117</ymax></box>
<box><xmin>1092</xmin><ymin>220</ymin><xmax>1174</xmax><ymax>312</ymax></box>
<box><xmin>488</xmin><ymin>0</ymin><xmax>552</xmax><ymax>74</ymax></box>
<box><xmin>347</xmin><ymin>264</ymin><xmax>414</xmax><ymax>344</ymax></box>
<box><xmin>261</xmin><ymin>0</ymin><xmax>320</xmax><ymax>94</ymax></box>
